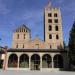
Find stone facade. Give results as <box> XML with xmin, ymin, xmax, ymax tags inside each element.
<box><xmin>12</xmin><ymin>2</ymin><xmax>63</xmax><ymax>50</ymax></box>
<box><xmin>3</xmin><ymin>49</ymin><xmax>68</xmax><ymax>71</ymax></box>
<box><xmin>12</xmin><ymin>25</ymin><xmax>31</xmax><ymax>49</ymax></box>
<box><xmin>2</xmin><ymin>2</ymin><xmax>69</xmax><ymax>71</ymax></box>
<box><xmin>44</xmin><ymin>2</ymin><xmax>63</xmax><ymax>49</ymax></box>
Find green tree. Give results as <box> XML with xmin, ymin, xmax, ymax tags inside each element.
<box><xmin>68</xmin><ymin>21</ymin><xmax>75</xmax><ymax>70</ymax></box>
<box><xmin>69</xmin><ymin>21</ymin><xmax>75</xmax><ymax>50</ymax></box>
<box><xmin>63</xmin><ymin>41</ymin><xmax>66</xmax><ymax>49</ymax></box>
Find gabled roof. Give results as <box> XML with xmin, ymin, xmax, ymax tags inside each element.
<box><xmin>31</xmin><ymin>37</ymin><xmax>44</xmax><ymax>43</ymax></box>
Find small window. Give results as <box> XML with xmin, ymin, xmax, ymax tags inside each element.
<box><xmin>16</xmin><ymin>44</ymin><xmax>18</xmax><ymax>48</ymax></box>
<box><xmin>24</xmin><ymin>29</ymin><xmax>25</xmax><ymax>32</ymax></box>
<box><xmin>48</xmin><ymin>13</ymin><xmax>52</xmax><ymax>17</ymax></box>
<box><xmin>56</xmin><ymin>35</ymin><xmax>59</xmax><ymax>39</ymax></box>
<box><xmin>49</xmin><ymin>34</ymin><xmax>52</xmax><ymax>39</ymax></box>
<box><xmin>24</xmin><ymin>34</ymin><xmax>25</xmax><ymax>39</ymax></box>
<box><xmin>50</xmin><ymin>45</ymin><xmax>52</xmax><ymax>49</ymax></box>
<box><xmin>35</xmin><ymin>44</ymin><xmax>39</xmax><ymax>49</ymax></box>
<box><xmin>54</xmin><ymin>13</ymin><xmax>58</xmax><ymax>17</ymax></box>
<box><xmin>17</xmin><ymin>34</ymin><xmax>19</xmax><ymax>39</ymax></box>
<box><xmin>23</xmin><ymin>44</ymin><xmax>24</xmax><ymax>48</ymax></box>
<box><xmin>54</xmin><ymin>19</ymin><xmax>58</xmax><ymax>23</ymax></box>
<box><xmin>49</xmin><ymin>25</ymin><xmax>52</xmax><ymax>31</ymax></box>
<box><xmin>48</xmin><ymin>19</ymin><xmax>52</xmax><ymax>23</ymax></box>
<box><xmin>55</xmin><ymin>26</ymin><xmax>59</xmax><ymax>31</ymax></box>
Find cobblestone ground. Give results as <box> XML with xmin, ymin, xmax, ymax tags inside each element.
<box><xmin>0</xmin><ymin>70</ymin><xmax>75</xmax><ymax>75</ymax></box>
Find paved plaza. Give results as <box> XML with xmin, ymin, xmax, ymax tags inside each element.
<box><xmin>0</xmin><ymin>70</ymin><xmax>75</xmax><ymax>75</ymax></box>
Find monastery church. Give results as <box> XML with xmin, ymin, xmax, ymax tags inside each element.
<box><xmin>1</xmin><ymin>2</ymin><xmax>69</xmax><ymax>71</ymax></box>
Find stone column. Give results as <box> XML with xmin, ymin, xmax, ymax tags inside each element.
<box><xmin>18</xmin><ymin>56</ymin><xmax>19</xmax><ymax>69</ymax></box>
<box><xmin>40</xmin><ymin>57</ymin><xmax>42</xmax><ymax>71</ymax></box>
<box><xmin>52</xmin><ymin>56</ymin><xmax>54</xmax><ymax>69</ymax></box>
<box><xmin>29</xmin><ymin>56</ymin><xmax>31</xmax><ymax>70</ymax></box>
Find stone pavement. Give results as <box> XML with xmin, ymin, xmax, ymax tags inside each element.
<box><xmin>0</xmin><ymin>70</ymin><xmax>75</xmax><ymax>75</ymax></box>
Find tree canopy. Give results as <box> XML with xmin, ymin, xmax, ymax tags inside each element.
<box><xmin>69</xmin><ymin>21</ymin><xmax>75</xmax><ymax>51</ymax></box>
<box><xmin>68</xmin><ymin>21</ymin><xmax>75</xmax><ymax>68</ymax></box>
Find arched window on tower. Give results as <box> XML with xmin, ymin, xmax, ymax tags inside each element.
<box><xmin>56</xmin><ymin>35</ymin><xmax>59</xmax><ymax>39</ymax></box>
<box><xmin>24</xmin><ymin>34</ymin><xmax>25</xmax><ymax>39</ymax></box>
<box><xmin>16</xmin><ymin>44</ymin><xmax>18</xmax><ymax>48</ymax></box>
<box><xmin>24</xmin><ymin>29</ymin><xmax>25</xmax><ymax>32</ymax></box>
<box><xmin>49</xmin><ymin>25</ymin><xmax>52</xmax><ymax>31</ymax></box>
<box><xmin>54</xmin><ymin>13</ymin><xmax>58</xmax><ymax>17</ymax></box>
<box><xmin>55</xmin><ymin>26</ymin><xmax>59</xmax><ymax>31</ymax></box>
<box><xmin>54</xmin><ymin>19</ymin><xmax>58</xmax><ymax>23</ymax></box>
<box><xmin>17</xmin><ymin>34</ymin><xmax>19</xmax><ymax>39</ymax></box>
<box><xmin>48</xmin><ymin>13</ymin><xmax>52</xmax><ymax>17</ymax></box>
<box><xmin>49</xmin><ymin>34</ymin><xmax>52</xmax><ymax>39</ymax></box>
<box><xmin>48</xmin><ymin>19</ymin><xmax>52</xmax><ymax>23</ymax></box>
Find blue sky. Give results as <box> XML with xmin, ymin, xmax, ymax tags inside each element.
<box><xmin>0</xmin><ymin>0</ymin><xmax>75</xmax><ymax>48</ymax></box>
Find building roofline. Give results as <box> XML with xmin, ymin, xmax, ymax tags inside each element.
<box><xmin>7</xmin><ymin>48</ymin><xmax>67</xmax><ymax>53</ymax></box>
<box><xmin>13</xmin><ymin>24</ymin><xmax>31</xmax><ymax>32</ymax></box>
<box><xmin>30</xmin><ymin>37</ymin><xmax>44</xmax><ymax>43</ymax></box>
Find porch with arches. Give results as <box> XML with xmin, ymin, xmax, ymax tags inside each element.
<box><xmin>6</xmin><ymin>52</ymin><xmax>64</xmax><ymax>71</ymax></box>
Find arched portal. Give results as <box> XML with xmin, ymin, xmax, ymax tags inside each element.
<box><xmin>8</xmin><ymin>54</ymin><xmax>18</xmax><ymax>68</ymax></box>
<box><xmin>31</xmin><ymin>54</ymin><xmax>40</xmax><ymax>70</ymax></box>
<box><xmin>42</xmin><ymin>54</ymin><xmax>52</xmax><ymax>68</ymax></box>
<box><xmin>53</xmin><ymin>54</ymin><xmax>63</xmax><ymax>68</ymax></box>
<box><xmin>19</xmin><ymin>54</ymin><xmax>29</xmax><ymax>68</ymax></box>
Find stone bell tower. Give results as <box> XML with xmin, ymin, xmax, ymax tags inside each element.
<box><xmin>44</xmin><ymin>2</ymin><xmax>63</xmax><ymax>49</ymax></box>
<box><xmin>12</xmin><ymin>25</ymin><xmax>31</xmax><ymax>49</ymax></box>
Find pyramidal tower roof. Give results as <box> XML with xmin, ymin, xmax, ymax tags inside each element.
<box><xmin>14</xmin><ymin>24</ymin><xmax>31</xmax><ymax>32</ymax></box>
